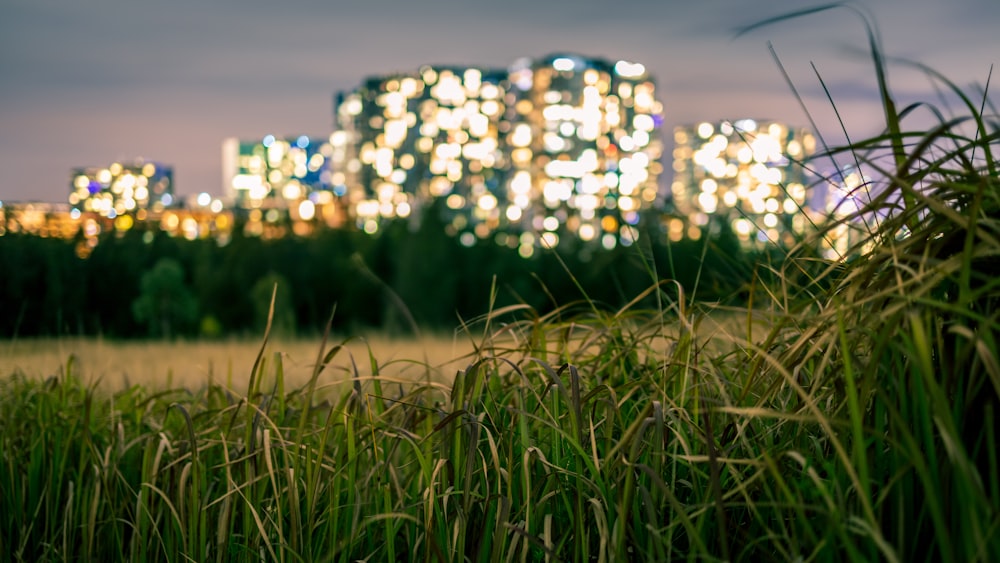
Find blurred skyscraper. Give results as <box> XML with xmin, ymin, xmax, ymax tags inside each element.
<box><xmin>221</xmin><ymin>135</ymin><xmax>345</xmax><ymax>236</ymax></box>
<box><xmin>69</xmin><ymin>159</ymin><xmax>175</xmax><ymax>219</ymax></box>
<box><xmin>671</xmin><ymin>119</ymin><xmax>816</xmax><ymax>247</ymax></box>
<box><xmin>333</xmin><ymin>53</ymin><xmax>664</xmax><ymax>256</ymax></box>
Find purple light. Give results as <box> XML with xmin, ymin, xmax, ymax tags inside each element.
<box><xmin>88</xmin><ymin>181</ymin><xmax>102</xmax><ymax>194</ymax></box>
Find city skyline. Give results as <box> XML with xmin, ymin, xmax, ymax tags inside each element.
<box><xmin>2</xmin><ymin>0</ymin><xmax>997</xmax><ymax>204</ymax></box>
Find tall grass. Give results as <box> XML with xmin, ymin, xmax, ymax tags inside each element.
<box><xmin>2</xmin><ymin>6</ymin><xmax>998</xmax><ymax>561</ymax></box>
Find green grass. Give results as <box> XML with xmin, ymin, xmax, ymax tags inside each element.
<box><xmin>2</xmin><ymin>7</ymin><xmax>999</xmax><ymax>561</ymax></box>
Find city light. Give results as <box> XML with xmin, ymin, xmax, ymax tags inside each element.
<box><xmin>69</xmin><ymin>159</ymin><xmax>175</xmax><ymax>219</ymax></box>
<box><xmin>2</xmin><ymin>53</ymin><xmax>847</xmax><ymax>258</ymax></box>
<box><xmin>333</xmin><ymin>53</ymin><xmax>664</xmax><ymax>251</ymax></box>
<box><xmin>671</xmin><ymin>119</ymin><xmax>815</xmax><ymax>247</ymax></box>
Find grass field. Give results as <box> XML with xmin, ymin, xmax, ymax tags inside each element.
<box><xmin>2</xmin><ymin>8</ymin><xmax>999</xmax><ymax>561</ymax></box>
<box><xmin>0</xmin><ymin>334</ymin><xmax>479</xmax><ymax>392</ymax></box>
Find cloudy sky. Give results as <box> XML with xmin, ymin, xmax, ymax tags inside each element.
<box><xmin>1</xmin><ymin>0</ymin><xmax>996</xmax><ymax>203</ymax></box>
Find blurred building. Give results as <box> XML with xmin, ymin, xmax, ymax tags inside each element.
<box><xmin>670</xmin><ymin>119</ymin><xmax>816</xmax><ymax>248</ymax></box>
<box><xmin>817</xmin><ymin>165</ymin><xmax>877</xmax><ymax>258</ymax></box>
<box><xmin>333</xmin><ymin>53</ymin><xmax>664</xmax><ymax>256</ymax></box>
<box><xmin>221</xmin><ymin>135</ymin><xmax>347</xmax><ymax>237</ymax></box>
<box><xmin>504</xmin><ymin>54</ymin><xmax>664</xmax><ymax>255</ymax></box>
<box><xmin>334</xmin><ymin>66</ymin><xmax>508</xmax><ymax>237</ymax></box>
<box><xmin>0</xmin><ymin>201</ymin><xmax>77</xmax><ymax>239</ymax></box>
<box><xmin>69</xmin><ymin>159</ymin><xmax>175</xmax><ymax>219</ymax></box>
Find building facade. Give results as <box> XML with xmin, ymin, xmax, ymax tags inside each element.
<box><xmin>222</xmin><ymin>135</ymin><xmax>345</xmax><ymax>236</ymax></box>
<box><xmin>70</xmin><ymin>159</ymin><xmax>175</xmax><ymax>219</ymax></box>
<box><xmin>334</xmin><ymin>53</ymin><xmax>664</xmax><ymax>256</ymax></box>
<box><xmin>671</xmin><ymin>119</ymin><xmax>815</xmax><ymax>247</ymax></box>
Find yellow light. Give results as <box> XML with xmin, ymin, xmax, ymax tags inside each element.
<box><xmin>114</xmin><ymin>214</ymin><xmax>134</xmax><ymax>231</ymax></box>
<box><xmin>510</xmin><ymin>123</ymin><xmax>532</xmax><ymax>147</ymax></box>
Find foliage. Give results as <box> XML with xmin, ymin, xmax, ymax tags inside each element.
<box><xmin>0</xmin><ymin>217</ymin><xmax>753</xmax><ymax>339</ymax></box>
<box><xmin>131</xmin><ymin>257</ymin><xmax>200</xmax><ymax>338</ymax></box>
<box><xmin>251</xmin><ymin>271</ymin><xmax>296</xmax><ymax>337</ymax></box>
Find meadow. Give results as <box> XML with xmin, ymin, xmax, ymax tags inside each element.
<box><xmin>0</xmin><ymin>335</ymin><xmax>479</xmax><ymax>393</ymax></box>
<box><xmin>2</xmin><ymin>7</ymin><xmax>999</xmax><ymax>561</ymax></box>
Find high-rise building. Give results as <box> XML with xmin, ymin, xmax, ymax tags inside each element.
<box><xmin>503</xmin><ymin>54</ymin><xmax>664</xmax><ymax>255</ymax></box>
<box><xmin>817</xmin><ymin>165</ymin><xmax>877</xmax><ymax>258</ymax></box>
<box><xmin>671</xmin><ymin>119</ymin><xmax>815</xmax><ymax>247</ymax></box>
<box><xmin>69</xmin><ymin>159</ymin><xmax>175</xmax><ymax>219</ymax></box>
<box><xmin>333</xmin><ymin>53</ymin><xmax>664</xmax><ymax>255</ymax></box>
<box><xmin>222</xmin><ymin>135</ymin><xmax>334</xmax><ymax>209</ymax></box>
<box><xmin>334</xmin><ymin>66</ymin><xmax>509</xmax><ymax>236</ymax></box>
<box><xmin>222</xmin><ymin>135</ymin><xmax>345</xmax><ymax>236</ymax></box>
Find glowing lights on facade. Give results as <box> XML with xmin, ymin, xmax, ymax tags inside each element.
<box><xmin>222</xmin><ymin>135</ymin><xmax>347</xmax><ymax>236</ymax></box>
<box><xmin>335</xmin><ymin>66</ymin><xmax>508</xmax><ymax>237</ymax></box>
<box><xmin>334</xmin><ymin>53</ymin><xmax>664</xmax><ymax>252</ymax></box>
<box><xmin>671</xmin><ymin>119</ymin><xmax>815</xmax><ymax>247</ymax></box>
<box><xmin>222</xmin><ymin>135</ymin><xmax>334</xmax><ymax>209</ymax></box>
<box><xmin>14</xmin><ymin>56</ymin><xmax>846</xmax><ymax>257</ymax></box>
<box><xmin>69</xmin><ymin>160</ymin><xmax>175</xmax><ymax>219</ymax></box>
<box><xmin>817</xmin><ymin>166</ymin><xmax>877</xmax><ymax>259</ymax></box>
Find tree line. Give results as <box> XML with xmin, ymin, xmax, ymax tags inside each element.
<box><xmin>0</xmin><ymin>210</ymin><xmax>767</xmax><ymax>339</ymax></box>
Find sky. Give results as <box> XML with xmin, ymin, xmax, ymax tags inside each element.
<box><xmin>1</xmin><ymin>0</ymin><xmax>997</xmax><ymax>204</ymax></box>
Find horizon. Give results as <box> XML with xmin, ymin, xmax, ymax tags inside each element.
<box><xmin>1</xmin><ymin>0</ymin><xmax>997</xmax><ymax>204</ymax></box>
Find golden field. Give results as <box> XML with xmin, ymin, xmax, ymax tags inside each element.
<box><xmin>0</xmin><ymin>333</ymin><xmax>483</xmax><ymax>393</ymax></box>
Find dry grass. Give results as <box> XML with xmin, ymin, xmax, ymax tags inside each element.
<box><xmin>0</xmin><ymin>307</ymin><xmax>758</xmax><ymax>394</ymax></box>
<box><xmin>0</xmin><ymin>333</ymin><xmax>479</xmax><ymax>392</ymax></box>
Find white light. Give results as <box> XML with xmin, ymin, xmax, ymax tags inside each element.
<box><xmin>478</xmin><ymin>194</ymin><xmax>498</xmax><ymax>211</ymax></box>
<box><xmin>553</xmin><ymin>57</ymin><xmax>576</xmax><ymax>71</ymax></box>
<box><xmin>298</xmin><ymin>200</ymin><xmax>316</xmax><ymax>221</ymax></box>
<box><xmin>614</xmin><ymin>60</ymin><xmax>646</xmax><ymax>78</ymax></box>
